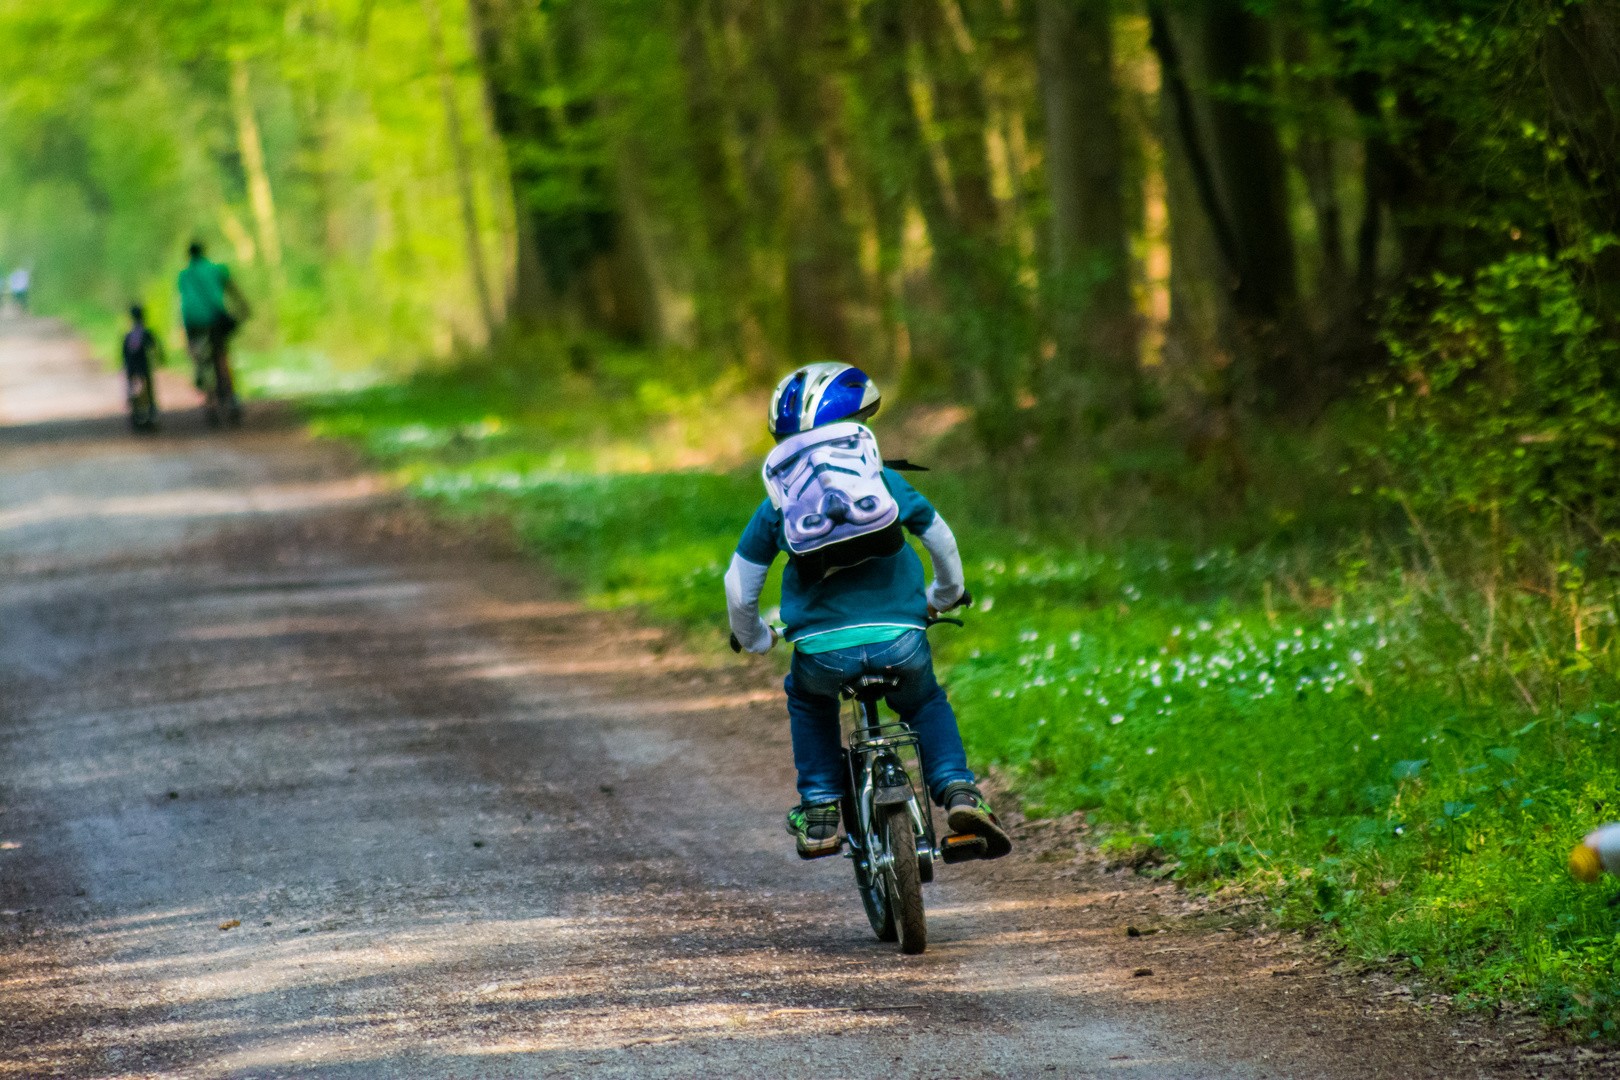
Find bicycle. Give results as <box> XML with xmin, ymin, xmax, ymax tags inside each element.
<box><xmin>189</xmin><ymin>319</ymin><xmax>241</xmax><ymax>429</ymax></box>
<box><xmin>127</xmin><ymin>372</ymin><xmax>159</xmax><ymax>433</ymax></box>
<box><xmin>732</xmin><ymin>597</ymin><xmax>984</xmax><ymax>955</ymax></box>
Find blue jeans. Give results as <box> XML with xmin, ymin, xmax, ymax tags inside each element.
<box><xmin>784</xmin><ymin>629</ymin><xmax>975</xmax><ymax>806</ymax></box>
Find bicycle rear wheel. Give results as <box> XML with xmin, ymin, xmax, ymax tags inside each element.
<box><xmin>194</xmin><ymin>349</ymin><xmax>221</xmax><ymax>427</ymax></box>
<box><xmin>880</xmin><ymin>803</ymin><xmax>926</xmax><ymax>954</ymax></box>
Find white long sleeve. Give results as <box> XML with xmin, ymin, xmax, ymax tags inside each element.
<box><xmin>918</xmin><ymin>514</ymin><xmax>965</xmax><ymax>611</ymax></box>
<box><xmin>1590</xmin><ymin>822</ymin><xmax>1620</xmax><ymax>876</ymax></box>
<box><xmin>724</xmin><ymin>553</ymin><xmax>775</xmax><ymax>652</ymax></box>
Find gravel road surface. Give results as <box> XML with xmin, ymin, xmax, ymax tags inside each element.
<box><xmin>1</xmin><ymin>321</ymin><xmax>1606</xmax><ymax>1078</ymax></box>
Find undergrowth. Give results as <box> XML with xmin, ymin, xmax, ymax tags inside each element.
<box><xmin>297</xmin><ymin>355</ymin><xmax>1620</xmax><ymax>1039</ymax></box>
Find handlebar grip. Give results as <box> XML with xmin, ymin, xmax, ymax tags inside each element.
<box><xmin>729</xmin><ymin>632</ymin><xmax>742</xmax><ymax>654</ymax></box>
<box><xmin>958</xmin><ymin>588</ymin><xmax>973</xmax><ymax>610</ymax></box>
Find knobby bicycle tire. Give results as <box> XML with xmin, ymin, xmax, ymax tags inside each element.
<box><xmin>881</xmin><ymin>803</ymin><xmax>926</xmax><ymax>954</ymax></box>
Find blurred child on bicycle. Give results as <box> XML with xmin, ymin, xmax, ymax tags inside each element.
<box><xmin>121</xmin><ymin>305</ymin><xmax>162</xmax><ymax>432</ymax></box>
<box><xmin>726</xmin><ymin>363</ymin><xmax>1011</xmax><ymax>861</ymax></box>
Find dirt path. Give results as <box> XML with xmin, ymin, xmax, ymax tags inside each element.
<box><xmin>0</xmin><ymin>321</ymin><xmax>1606</xmax><ymax>1079</ymax></box>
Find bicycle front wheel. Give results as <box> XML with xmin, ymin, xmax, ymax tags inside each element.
<box><xmin>880</xmin><ymin>803</ymin><xmax>926</xmax><ymax>954</ymax></box>
<box><xmin>856</xmin><ymin>845</ymin><xmax>896</xmax><ymax>941</ymax></box>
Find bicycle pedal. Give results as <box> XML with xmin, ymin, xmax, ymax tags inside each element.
<box><xmin>940</xmin><ymin>833</ymin><xmax>989</xmax><ymax>863</ymax></box>
<box><xmin>797</xmin><ymin>835</ymin><xmax>846</xmax><ymax>860</ymax></box>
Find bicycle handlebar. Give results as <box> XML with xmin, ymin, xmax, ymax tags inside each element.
<box><xmin>928</xmin><ymin>588</ymin><xmax>973</xmax><ymax>625</ymax></box>
<box><xmin>728</xmin><ymin>589</ymin><xmax>972</xmax><ymax>652</ymax></box>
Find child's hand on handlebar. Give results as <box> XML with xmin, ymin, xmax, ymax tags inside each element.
<box><xmin>927</xmin><ymin>588</ymin><xmax>973</xmax><ymax>621</ymax></box>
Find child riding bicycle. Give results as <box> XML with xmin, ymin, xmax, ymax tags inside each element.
<box><xmin>725</xmin><ymin>363</ymin><xmax>1012</xmax><ymax>861</ymax></box>
<box><xmin>121</xmin><ymin>305</ymin><xmax>163</xmax><ymax>432</ymax></box>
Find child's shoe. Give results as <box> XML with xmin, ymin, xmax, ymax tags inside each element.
<box><xmin>941</xmin><ymin>782</ymin><xmax>1012</xmax><ymax>859</ymax></box>
<box><xmin>785</xmin><ymin>802</ymin><xmax>842</xmax><ymax>859</ymax></box>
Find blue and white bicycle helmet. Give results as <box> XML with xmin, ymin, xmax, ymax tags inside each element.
<box><xmin>768</xmin><ymin>362</ymin><xmax>881</xmax><ymax>440</ymax></box>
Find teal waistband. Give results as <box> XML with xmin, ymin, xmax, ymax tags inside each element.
<box><xmin>793</xmin><ymin>624</ymin><xmax>912</xmax><ymax>654</ymax></box>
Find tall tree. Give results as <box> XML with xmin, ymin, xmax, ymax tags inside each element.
<box><xmin>466</xmin><ymin>0</ymin><xmax>555</xmax><ymax>322</ymax></box>
<box><xmin>1150</xmin><ymin>0</ymin><xmax>1304</xmax><ymax>413</ymax></box>
<box><xmin>1037</xmin><ymin>0</ymin><xmax>1138</xmax><ymax>421</ymax></box>
<box><xmin>465</xmin><ymin>0</ymin><xmax>633</xmax><ymax>335</ymax></box>
<box><xmin>1203</xmin><ymin>1</ymin><xmax>1296</xmax><ymax>325</ymax></box>
<box><xmin>860</xmin><ymin>0</ymin><xmax>1031</xmax><ymax>456</ymax></box>
<box><xmin>769</xmin><ymin>0</ymin><xmax>868</xmax><ymax>365</ymax></box>
<box><xmin>424</xmin><ymin>0</ymin><xmax>495</xmax><ymax>339</ymax></box>
<box><xmin>230</xmin><ymin>52</ymin><xmax>285</xmax><ymax>295</ymax></box>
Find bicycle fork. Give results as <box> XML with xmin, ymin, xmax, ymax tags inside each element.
<box><xmin>843</xmin><ymin>700</ymin><xmax>938</xmax><ymax>884</ymax></box>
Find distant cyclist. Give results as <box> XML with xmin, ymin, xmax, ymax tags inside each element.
<box><xmin>178</xmin><ymin>241</ymin><xmax>250</xmax><ymax>426</ymax></box>
<box><xmin>121</xmin><ymin>305</ymin><xmax>163</xmax><ymax>433</ymax></box>
<box><xmin>8</xmin><ymin>267</ymin><xmax>30</xmax><ymax>313</ymax></box>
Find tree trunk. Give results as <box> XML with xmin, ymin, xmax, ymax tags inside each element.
<box><xmin>1283</xmin><ymin>27</ymin><xmax>1345</xmax><ymax>304</ymax></box>
<box><xmin>1545</xmin><ymin>1</ymin><xmax>1620</xmax><ymax>234</ymax></box>
<box><xmin>912</xmin><ymin>0</ymin><xmax>998</xmax><ymax>237</ymax></box>
<box><xmin>1201</xmin><ymin>0</ymin><xmax>1297</xmax><ymax>327</ymax></box>
<box><xmin>615</xmin><ymin>141</ymin><xmax>693</xmax><ymax>347</ymax></box>
<box><xmin>1345</xmin><ymin>71</ymin><xmax>1389</xmax><ymax>307</ymax></box>
<box><xmin>771</xmin><ymin>0</ymin><xmax>862</xmax><ymax>365</ymax></box>
<box><xmin>229</xmin><ymin>55</ymin><xmax>284</xmax><ymax>292</ymax></box>
<box><xmin>1149</xmin><ymin>3</ymin><xmax>1235</xmax><ymax>371</ymax></box>
<box><xmin>1151</xmin><ymin>0</ymin><xmax>1304</xmax><ymax>411</ymax></box>
<box><xmin>854</xmin><ymin>0</ymin><xmax>923</xmax><ymax>383</ymax></box>
<box><xmin>1279</xmin><ymin>21</ymin><xmax>1381</xmax><ymax>389</ymax></box>
<box><xmin>871</xmin><ymin>0</ymin><xmax>1027</xmax><ymax>455</ymax></box>
<box><xmin>1037</xmin><ymin>0</ymin><xmax>1139</xmax><ymax>421</ymax></box>
<box><xmin>423</xmin><ymin>0</ymin><xmax>495</xmax><ymax>340</ymax></box>
<box><xmin>1148</xmin><ymin>2</ymin><xmax>1244</xmax><ymax>485</ymax></box>
<box><xmin>464</xmin><ymin>0</ymin><xmax>553</xmax><ymax>323</ymax></box>
<box><xmin>677</xmin><ymin>0</ymin><xmax>770</xmax><ymax>368</ymax></box>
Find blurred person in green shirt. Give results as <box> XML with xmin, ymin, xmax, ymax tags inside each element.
<box><xmin>178</xmin><ymin>241</ymin><xmax>250</xmax><ymax>426</ymax></box>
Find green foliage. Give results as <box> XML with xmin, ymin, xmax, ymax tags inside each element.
<box><xmin>948</xmin><ymin>537</ymin><xmax>1620</xmax><ymax>1035</ymax></box>
<box><xmin>1313</xmin><ymin>0</ymin><xmax>1609</xmax><ymax>238</ymax></box>
<box><xmin>0</xmin><ymin>0</ymin><xmax>506</xmax><ymax>364</ymax></box>
<box><xmin>1375</xmin><ymin>238</ymin><xmax>1620</xmax><ymax>535</ymax></box>
<box><xmin>942</xmin><ymin>547</ymin><xmax>1620</xmax><ymax>1037</ymax></box>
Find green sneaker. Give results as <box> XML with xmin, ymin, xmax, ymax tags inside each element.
<box><xmin>785</xmin><ymin>802</ymin><xmax>842</xmax><ymax>859</ymax></box>
<box><xmin>941</xmin><ymin>782</ymin><xmax>1012</xmax><ymax>859</ymax></box>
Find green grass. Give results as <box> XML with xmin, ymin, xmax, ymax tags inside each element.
<box><xmin>297</xmin><ymin>358</ymin><xmax>1620</xmax><ymax>1039</ymax></box>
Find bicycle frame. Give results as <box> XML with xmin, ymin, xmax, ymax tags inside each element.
<box><xmin>189</xmin><ymin>325</ymin><xmax>240</xmax><ymax>428</ymax></box>
<box><xmin>728</xmin><ymin>597</ymin><xmax>975</xmax><ymax>952</ymax></box>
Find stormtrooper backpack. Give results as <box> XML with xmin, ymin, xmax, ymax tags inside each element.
<box><xmin>762</xmin><ymin>421</ymin><xmax>905</xmax><ymax>579</ymax></box>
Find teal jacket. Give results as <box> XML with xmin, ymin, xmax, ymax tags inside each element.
<box><xmin>734</xmin><ymin>469</ymin><xmax>937</xmax><ymax>646</ymax></box>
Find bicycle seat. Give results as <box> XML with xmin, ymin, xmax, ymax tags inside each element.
<box><xmin>840</xmin><ymin>673</ymin><xmax>903</xmax><ymax>701</ymax></box>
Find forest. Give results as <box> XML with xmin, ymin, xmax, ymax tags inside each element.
<box><xmin>4</xmin><ymin>0</ymin><xmax>1620</xmax><ymax>1035</ymax></box>
<box><xmin>7</xmin><ymin>0</ymin><xmax>1620</xmax><ymax>537</ymax></box>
